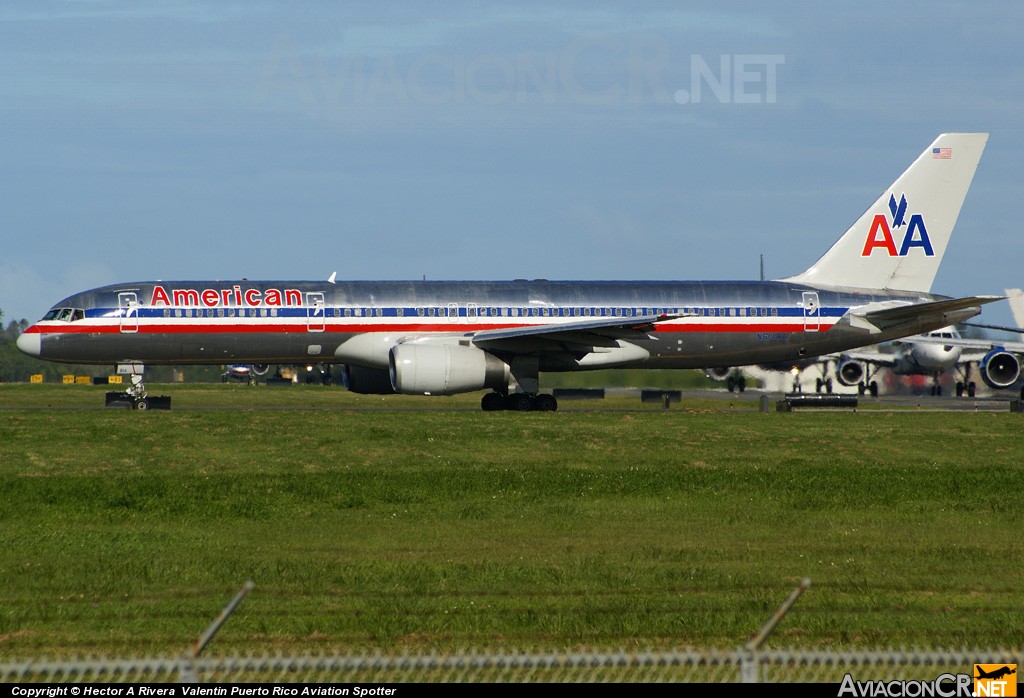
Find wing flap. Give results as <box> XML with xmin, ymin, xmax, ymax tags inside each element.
<box><xmin>471</xmin><ymin>313</ymin><xmax>680</xmax><ymax>350</ymax></box>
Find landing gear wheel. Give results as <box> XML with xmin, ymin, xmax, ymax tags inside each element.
<box><xmin>869</xmin><ymin>381</ymin><xmax>879</xmax><ymax>398</ymax></box>
<box><xmin>534</xmin><ymin>394</ymin><xmax>558</xmax><ymax>412</ymax></box>
<box><xmin>858</xmin><ymin>382</ymin><xmax>866</xmax><ymax>396</ymax></box>
<box><xmin>134</xmin><ymin>399</ymin><xmax>149</xmax><ymax>411</ymax></box>
<box><xmin>815</xmin><ymin>378</ymin><xmax>823</xmax><ymax>393</ymax></box>
<box><xmin>956</xmin><ymin>382</ymin><xmax>964</xmax><ymax>397</ymax></box>
<box><xmin>825</xmin><ymin>379</ymin><xmax>833</xmax><ymax>394</ymax></box>
<box><xmin>967</xmin><ymin>382</ymin><xmax>976</xmax><ymax>398</ymax></box>
<box><xmin>736</xmin><ymin>376</ymin><xmax>746</xmax><ymax>392</ymax></box>
<box><xmin>481</xmin><ymin>393</ymin><xmax>505</xmax><ymax>411</ymax></box>
<box><xmin>507</xmin><ymin>394</ymin><xmax>534</xmax><ymax>411</ymax></box>
<box><xmin>726</xmin><ymin>377</ymin><xmax>735</xmax><ymax>392</ymax></box>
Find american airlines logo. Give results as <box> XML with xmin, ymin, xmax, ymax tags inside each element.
<box><xmin>150</xmin><ymin>285</ymin><xmax>303</xmax><ymax>308</ymax></box>
<box><xmin>860</xmin><ymin>193</ymin><xmax>934</xmax><ymax>257</ymax></box>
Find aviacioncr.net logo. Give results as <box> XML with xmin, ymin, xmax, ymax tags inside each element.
<box><xmin>974</xmin><ymin>664</ymin><xmax>1017</xmax><ymax>697</ymax></box>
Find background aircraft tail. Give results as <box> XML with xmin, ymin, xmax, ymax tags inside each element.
<box><xmin>1005</xmin><ymin>288</ymin><xmax>1024</xmax><ymax>328</ymax></box>
<box><xmin>782</xmin><ymin>133</ymin><xmax>988</xmax><ymax>293</ymax></box>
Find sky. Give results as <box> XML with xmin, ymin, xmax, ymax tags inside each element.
<box><xmin>2</xmin><ymin>1</ymin><xmax>1022</xmax><ymax>329</ymax></box>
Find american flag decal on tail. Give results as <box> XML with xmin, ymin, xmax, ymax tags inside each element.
<box><xmin>932</xmin><ymin>147</ymin><xmax>952</xmax><ymax>159</ymax></box>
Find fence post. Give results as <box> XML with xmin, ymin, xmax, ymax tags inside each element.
<box><xmin>180</xmin><ymin>580</ymin><xmax>255</xmax><ymax>682</ymax></box>
<box><xmin>741</xmin><ymin>577</ymin><xmax>811</xmax><ymax>683</ymax></box>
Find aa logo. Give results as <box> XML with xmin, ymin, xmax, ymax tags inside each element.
<box><xmin>974</xmin><ymin>664</ymin><xmax>1017</xmax><ymax>697</ymax></box>
<box><xmin>860</xmin><ymin>193</ymin><xmax>934</xmax><ymax>257</ymax></box>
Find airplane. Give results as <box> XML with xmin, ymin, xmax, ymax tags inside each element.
<box><xmin>17</xmin><ymin>133</ymin><xmax>999</xmax><ymax>411</ymax></box>
<box><xmin>736</xmin><ymin>321</ymin><xmax>1024</xmax><ymax>398</ymax></box>
<box><xmin>829</xmin><ymin>325</ymin><xmax>995</xmax><ymax>397</ymax></box>
<box><xmin>222</xmin><ymin>364</ymin><xmax>271</xmax><ymax>384</ymax></box>
<box><xmin>975</xmin><ymin>665</ymin><xmax>1016</xmax><ymax>681</ymax></box>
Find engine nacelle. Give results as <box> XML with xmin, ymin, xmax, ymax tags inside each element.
<box><xmin>835</xmin><ymin>358</ymin><xmax>865</xmax><ymax>387</ymax></box>
<box><xmin>251</xmin><ymin>364</ymin><xmax>270</xmax><ymax>376</ymax></box>
<box><xmin>704</xmin><ymin>367</ymin><xmax>732</xmax><ymax>381</ymax></box>
<box><xmin>340</xmin><ymin>365</ymin><xmax>396</xmax><ymax>394</ymax></box>
<box><xmin>980</xmin><ymin>348</ymin><xmax>1021</xmax><ymax>389</ymax></box>
<box><xmin>389</xmin><ymin>344</ymin><xmax>509</xmax><ymax>395</ymax></box>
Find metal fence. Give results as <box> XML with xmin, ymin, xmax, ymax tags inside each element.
<box><xmin>2</xmin><ymin>648</ymin><xmax>1021</xmax><ymax>683</ymax></box>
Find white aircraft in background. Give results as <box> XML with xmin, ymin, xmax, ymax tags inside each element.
<box><xmin>733</xmin><ymin>316</ymin><xmax>1024</xmax><ymax>398</ymax></box>
<box><xmin>720</xmin><ymin>330</ymin><xmax>974</xmax><ymax>397</ymax></box>
<box><xmin>829</xmin><ymin>326</ymin><xmax>992</xmax><ymax>397</ymax></box>
<box><xmin>827</xmin><ymin>296</ymin><xmax>1024</xmax><ymax>397</ymax></box>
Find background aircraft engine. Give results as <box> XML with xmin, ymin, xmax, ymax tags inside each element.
<box><xmin>703</xmin><ymin>367</ymin><xmax>732</xmax><ymax>381</ymax></box>
<box><xmin>251</xmin><ymin>364</ymin><xmax>270</xmax><ymax>376</ymax></box>
<box><xmin>979</xmin><ymin>348</ymin><xmax>1021</xmax><ymax>389</ymax></box>
<box><xmin>835</xmin><ymin>358</ymin><xmax>865</xmax><ymax>387</ymax></box>
<box><xmin>390</xmin><ymin>344</ymin><xmax>509</xmax><ymax>396</ymax></box>
<box><xmin>340</xmin><ymin>365</ymin><xmax>396</xmax><ymax>394</ymax></box>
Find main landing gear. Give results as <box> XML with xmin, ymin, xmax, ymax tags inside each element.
<box><xmin>481</xmin><ymin>392</ymin><xmax>558</xmax><ymax>411</ymax></box>
<box><xmin>480</xmin><ymin>357</ymin><xmax>557</xmax><ymax>411</ymax></box>
<box><xmin>954</xmin><ymin>362</ymin><xmax>978</xmax><ymax>397</ymax></box>
<box><xmin>856</xmin><ymin>381</ymin><xmax>879</xmax><ymax>397</ymax></box>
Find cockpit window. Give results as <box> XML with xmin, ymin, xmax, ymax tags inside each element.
<box><xmin>42</xmin><ymin>307</ymin><xmax>85</xmax><ymax>322</ymax></box>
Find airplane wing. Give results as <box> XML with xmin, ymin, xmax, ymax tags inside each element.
<box><xmin>836</xmin><ymin>347</ymin><xmax>899</xmax><ymax>368</ymax></box>
<box><xmin>471</xmin><ymin>313</ymin><xmax>684</xmax><ymax>356</ymax></box>
<box><xmin>846</xmin><ymin>295</ymin><xmax>1004</xmax><ymax>334</ymax></box>
<box><xmin>962</xmin><ymin>321</ymin><xmax>1024</xmax><ymax>335</ymax></box>
<box><xmin>903</xmin><ymin>333</ymin><xmax>1024</xmax><ymax>360</ymax></box>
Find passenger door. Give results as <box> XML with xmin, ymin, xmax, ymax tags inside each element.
<box><xmin>306</xmin><ymin>292</ymin><xmax>325</xmax><ymax>333</ymax></box>
<box><xmin>118</xmin><ymin>292</ymin><xmax>139</xmax><ymax>334</ymax></box>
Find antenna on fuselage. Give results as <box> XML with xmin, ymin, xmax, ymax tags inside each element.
<box><xmin>760</xmin><ymin>254</ymin><xmax>765</xmax><ymax>282</ymax></box>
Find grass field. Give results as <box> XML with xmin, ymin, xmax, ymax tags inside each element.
<box><xmin>0</xmin><ymin>383</ymin><xmax>1021</xmax><ymax>658</ymax></box>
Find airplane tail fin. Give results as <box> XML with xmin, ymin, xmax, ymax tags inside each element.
<box><xmin>1005</xmin><ymin>288</ymin><xmax>1024</xmax><ymax>327</ymax></box>
<box><xmin>781</xmin><ymin>133</ymin><xmax>988</xmax><ymax>293</ymax></box>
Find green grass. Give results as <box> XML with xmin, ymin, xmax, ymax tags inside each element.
<box><xmin>0</xmin><ymin>384</ymin><xmax>1021</xmax><ymax>657</ymax></box>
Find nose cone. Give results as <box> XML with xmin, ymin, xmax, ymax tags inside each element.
<box><xmin>16</xmin><ymin>330</ymin><xmax>41</xmax><ymax>357</ymax></box>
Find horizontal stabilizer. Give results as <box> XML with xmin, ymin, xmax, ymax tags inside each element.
<box><xmin>847</xmin><ymin>295</ymin><xmax>1002</xmax><ymax>334</ymax></box>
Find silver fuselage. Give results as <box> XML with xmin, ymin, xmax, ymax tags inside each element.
<box><xmin>19</xmin><ymin>279</ymin><xmax>967</xmax><ymax>372</ymax></box>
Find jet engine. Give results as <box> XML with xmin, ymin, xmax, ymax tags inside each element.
<box><xmin>835</xmin><ymin>358</ymin><xmax>865</xmax><ymax>387</ymax></box>
<box><xmin>979</xmin><ymin>347</ymin><xmax>1021</xmax><ymax>389</ymax></box>
<box><xmin>340</xmin><ymin>365</ymin><xmax>396</xmax><ymax>394</ymax></box>
<box><xmin>251</xmin><ymin>364</ymin><xmax>270</xmax><ymax>376</ymax></box>
<box><xmin>389</xmin><ymin>344</ymin><xmax>509</xmax><ymax>395</ymax></box>
<box><xmin>703</xmin><ymin>367</ymin><xmax>732</xmax><ymax>381</ymax></box>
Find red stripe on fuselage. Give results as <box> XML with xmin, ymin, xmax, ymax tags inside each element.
<box><xmin>24</xmin><ymin>320</ymin><xmax>827</xmax><ymax>335</ymax></box>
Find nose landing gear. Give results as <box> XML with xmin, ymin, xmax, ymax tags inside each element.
<box><xmin>104</xmin><ymin>364</ymin><xmax>172</xmax><ymax>410</ymax></box>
